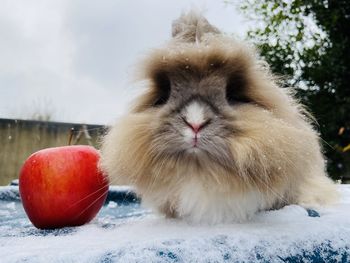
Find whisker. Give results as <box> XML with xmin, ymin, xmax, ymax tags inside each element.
<box><xmin>320</xmin><ymin>137</ymin><xmax>335</xmax><ymax>150</ymax></box>
<box><xmin>70</xmin><ymin>188</ymin><xmax>110</xmax><ymax>221</ymax></box>
<box><xmin>67</xmin><ymin>177</ymin><xmax>109</xmax><ymax>209</ymax></box>
<box><xmin>253</xmin><ymin>173</ymin><xmax>289</xmax><ymax>205</ymax></box>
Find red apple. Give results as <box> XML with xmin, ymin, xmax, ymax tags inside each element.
<box><xmin>19</xmin><ymin>145</ymin><xmax>109</xmax><ymax>229</ymax></box>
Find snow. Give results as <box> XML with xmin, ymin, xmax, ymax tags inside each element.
<box><xmin>0</xmin><ymin>185</ymin><xmax>349</xmax><ymax>262</ymax></box>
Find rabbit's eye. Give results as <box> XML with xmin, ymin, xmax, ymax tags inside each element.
<box><xmin>226</xmin><ymin>74</ymin><xmax>250</xmax><ymax>105</ymax></box>
<box><xmin>153</xmin><ymin>72</ymin><xmax>171</xmax><ymax>106</ymax></box>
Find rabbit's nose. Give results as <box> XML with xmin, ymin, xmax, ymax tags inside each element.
<box><xmin>189</xmin><ymin>123</ymin><xmax>201</xmax><ymax>133</ymax></box>
<box><xmin>182</xmin><ymin>117</ymin><xmax>211</xmax><ymax>133</ymax></box>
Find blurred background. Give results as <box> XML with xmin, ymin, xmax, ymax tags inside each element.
<box><xmin>0</xmin><ymin>0</ymin><xmax>349</xmax><ymax>185</ymax></box>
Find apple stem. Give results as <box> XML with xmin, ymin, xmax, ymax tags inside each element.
<box><xmin>68</xmin><ymin>127</ymin><xmax>75</xmax><ymax>145</ymax></box>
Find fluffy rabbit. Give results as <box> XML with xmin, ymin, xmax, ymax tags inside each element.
<box><xmin>100</xmin><ymin>12</ymin><xmax>338</xmax><ymax>224</ymax></box>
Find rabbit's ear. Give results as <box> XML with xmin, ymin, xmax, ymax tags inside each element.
<box><xmin>172</xmin><ymin>11</ymin><xmax>220</xmax><ymax>43</ymax></box>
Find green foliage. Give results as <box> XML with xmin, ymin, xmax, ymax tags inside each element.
<box><xmin>239</xmin><ymin>0</ymin><xmax>350</xmax><ymax>180</ymax></box>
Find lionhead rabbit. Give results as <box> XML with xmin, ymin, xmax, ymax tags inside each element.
<box><xmin>100</xmin><ymin>12</ymin><xmax>338</xmax><ymax>224</ymax></box>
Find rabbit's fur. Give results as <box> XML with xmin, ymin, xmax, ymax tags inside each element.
<box><xmin>100</xmin><ymin>12</ymin><xmax>338</xmax><ymax>224</ymax></box>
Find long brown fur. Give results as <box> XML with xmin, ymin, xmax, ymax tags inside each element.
<box><xmin>100</xmin><ymin>11</ymin><xmax>338</xmax><ymax>224</ymax></box>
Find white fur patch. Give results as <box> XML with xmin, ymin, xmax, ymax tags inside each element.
<box><xmin>184</xmin><ymin>101</ymin><xmax>205</xmax><ymax>126</ymax></box>
<box><xmin>177</xmin><ymin>178</ymin><xmax>267</xmax><ymax>224</ymax></box>
<box><xmin>183</xmin><ymin>128</ymin><xmax>194</xmax><ymax>144</ymax></box>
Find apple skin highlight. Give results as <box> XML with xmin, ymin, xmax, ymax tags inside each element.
<box><xmin>19</xmin><ymin>145</ymin><xmax>109</xmax><ymax>229</ymax></box>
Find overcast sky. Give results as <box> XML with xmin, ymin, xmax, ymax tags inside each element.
<box><xmin>0</xmin><ymin>0</ymin><xmax>248</xmax><ymax>124</ymax></box>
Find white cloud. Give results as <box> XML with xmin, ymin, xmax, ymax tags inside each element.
<box><xmin>0</xmin><ymin>0</ymin><xmax>247</xmax><ymax>124</ymax></box>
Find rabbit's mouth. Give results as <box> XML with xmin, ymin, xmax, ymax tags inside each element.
<box><xmin>163</xmin><ymin>131</ymin><xmax>234</xmax><ymax>170</ymax></box>
<box><xmin>182</xmin><ymin>127</ymin><xmax>203</xmax><ymax>148</ymax></box>
<box><xmin>180</xmin><ymin>142</ymin><xmax>234</xmax><ymax>171</ymax></box>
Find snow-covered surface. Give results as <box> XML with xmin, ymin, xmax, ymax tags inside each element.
<box><xmin>0</xmin><ymin>185</ymin><xmax>349</xmax><ymax>262</ymax></box>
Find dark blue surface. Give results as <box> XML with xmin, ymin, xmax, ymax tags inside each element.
<box><xmin>1</xmin><ymin>185</ymin><xmax>349</xmax><ymax>263</ymax></box>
